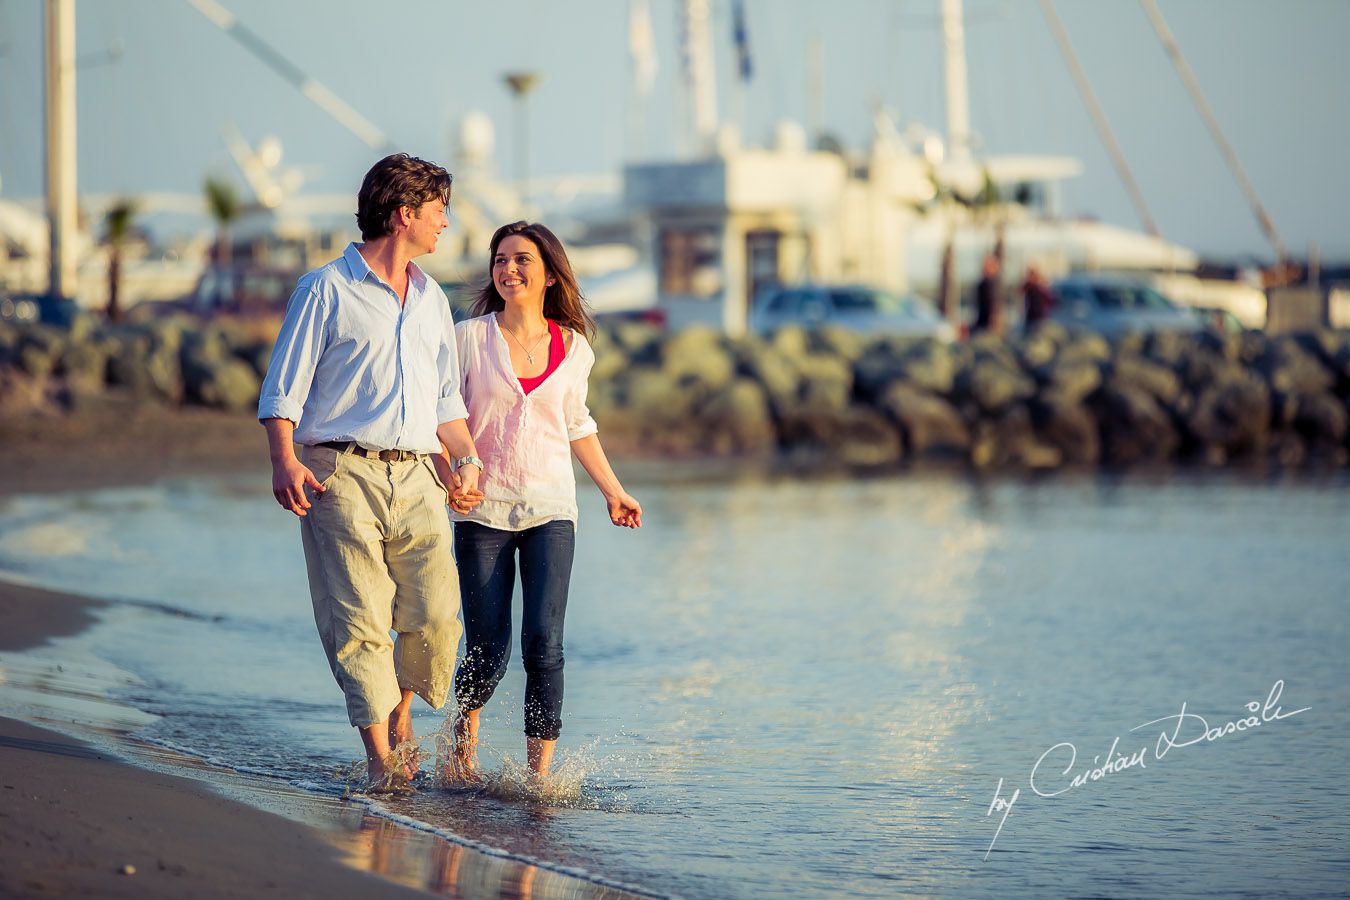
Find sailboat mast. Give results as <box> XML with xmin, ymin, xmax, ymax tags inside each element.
<box><xmin>1040</xmin><ymin>0</ymin><xmax>1160</xmax><ymax>237</ymax></box>
<box><xmin>1139</xmin><ymin>0</ymin><xmax>1286</xmax><ymax>263</ymax></box>
<box><xmin>45</xmin><ymin>0</ymin><xmax>78</xmax><ymax>302</ymax></box>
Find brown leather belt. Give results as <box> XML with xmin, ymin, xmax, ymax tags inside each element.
<box><xmin>318</xmin><ymin>441</ymin><xmax>422</xmax><ymax>462</ymax></box>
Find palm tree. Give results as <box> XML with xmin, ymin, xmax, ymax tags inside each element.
<box><xmin>104</xmin><ymin>199</ymin><xmax>138</xmax><ymax>323</ymax></box>
<box><xmin>203</xmin><ymin>176</ymin><xmax>241</xmax><ymax>308</ymax></box>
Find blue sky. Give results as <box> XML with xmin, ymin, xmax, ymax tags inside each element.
<box><xmin>1</xmin><ymin>0</ymin><xmax>1346</xmax><ymax>259</ymax></box>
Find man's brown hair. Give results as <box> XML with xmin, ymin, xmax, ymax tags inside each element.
<box><xmin>355</xmin><ymin>153</ymin><xmax>452</xmax><ymax>241</ymax></box>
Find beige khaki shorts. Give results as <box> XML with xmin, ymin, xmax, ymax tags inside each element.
<box><xmin>298</xmin><ymin>444</ymin><xmax>462</xmax><ymax>727</ymax></box>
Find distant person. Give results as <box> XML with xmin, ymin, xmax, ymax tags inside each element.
<box><xmin>257</xmin><ymin>153</ymin><xmax>485</xmax><ymax>791</ymax></box>
<box><xmin>448</xmin><ymin>221</ymin><xmax>642</xmax><ymax>782</ymax></box>
<box><xmin>973</xmin><ymin>253</ymin><xmax>1003</xmax><ymax>334</ymax></box>
<box><xmin>1021</xmin><ymin>265</ymin><xmax>1056</xmax><ymax>328</ymax></box>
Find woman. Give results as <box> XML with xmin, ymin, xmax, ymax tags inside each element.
<box><xmin>447</xmin><ymin>221</ymin><xmax>641</xmax><ymax>780</ymax></box>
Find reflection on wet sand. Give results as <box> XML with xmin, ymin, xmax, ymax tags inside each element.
<box><xmin>346</xmin><ymin>811</ymin><xmax>638</xmax><ymax>899</ymax></box>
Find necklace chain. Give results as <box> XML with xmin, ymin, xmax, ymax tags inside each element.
<box><xmin>503</xmin><ymin>321</ymin><xmax>550</xmax><ymax>364</ymax></box>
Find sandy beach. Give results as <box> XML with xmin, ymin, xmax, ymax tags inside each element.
<box><xmin>0</xmin><ymin>406</ymin><xmax>438</xmax><ymax>898</ymax></box>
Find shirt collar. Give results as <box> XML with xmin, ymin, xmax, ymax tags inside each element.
<box><xmin>342</xmin><ymin>242</ymin><xmax>431</xmax><ymax>296</ymax></box>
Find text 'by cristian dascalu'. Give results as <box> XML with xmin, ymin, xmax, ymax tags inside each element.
<box><xmin>982</xmin><ymin>679</ymin><xmax>1310</xmax><ymax>861</ymax></box>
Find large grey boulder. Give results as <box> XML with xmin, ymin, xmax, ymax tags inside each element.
<box><xmin>1293</xmin><ymin>391</ymin><xmax>1348</xmax><ymax>451</ymax></box>
<box><xmin>1257</xmin><ymin>336</ymin><xmax>1335</xmax><ymax>396</ymax></box>
<box><xmin>1107</xmin><ymin>354</ymin><xmax>1183</xmax><ymax>407</ymax></box>
<box><xmin>777</xmin><ymin>404</ymin><xmax>902</xmax><ymax>467</ymax></box>
<box><xmin>971</xmin><ymin>405</ymin><xmax>1062</xmax><ymax>470</ymax></box>
<box><xmin>621</xmin><ymin>367</ymin><xmax>694</xmax><ymax>423</ymax></box>
<box><xmin>735</xmin><ymin>340</ymin><xmax>800</xmax><ymax>413</ymax></box>
<box><xmin>107</xmin><ymin>326</ymin><xmax>183</xmax><ymax>404</ymax></box>
<box><xmin>958</xmin><ymin>357</ymin><xmax>1036</xmax><ymax>415</ymax></box>
<box><xmin>1031</xmin><ymin>391</ymin><xmax>1100</xmax><ymax>465</ymax></box>
<box><xmin>661</xmin><ymin>325</ymin><xmax>735</xmax><ymax>390</ymax></box>
<box><xmin>14</xmin><ymin>326</ymin><xmax>66</xmax><ymax>378</ymax></box>
<box><xmin>1039</xmin><ymin>357</ymin><xmax>1102</xmax><ymax>404</ymax></box>
<box><xmin>794</xmin><ymin>353</ymin><xmax>853</xmax><ymax>413</ymax></box>
<box><xmin>195</xmin><ymin>358</ymin><xmax>262</xmax><ymax>412</ymax></box>
<box><xmin>880</xmin><ymin>383</ymin><xmax>970</xmax><ymax>458</ymax></box>
<box><xmin>1097</xmin><ymin>384</ymin><xmax>1180</xmax><ymax>465</ymax></box>
<box><xmin>697</xmin><ymin>378</ymin><xmax>777</xmax><ymax>455</ymax></box>
<box><xmin>807</xmin><ymin>325</ymin><xmax>865</xmax><ymax>363</ymax></box>
<box><xmin>1144</xmin><ymin>330</ymin><xmax>1190</xmax><ymax>369</ymax></box>
<box><xmin>852</xmin><ymin>347</ymin><xmax>907</xmax><ymax>401</ymax></box>
<box><xmin>1184</xmin><ymin>370</ymin><xmax>1271</xmax><ymax>457</ymax></box>
<box><xmin>1057</xmin><ymin>332</ymin><xmax>1112</xmax><ymax>367</ymax></box>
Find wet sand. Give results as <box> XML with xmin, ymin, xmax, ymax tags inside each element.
<box><xmin>0</xmin><ymin>578</ymin><xmax>431</xmax><ymax>899</ymax></box>
<box><xmin>0</xmin><ymin>408</ymin><xmax>453</xmax><ymax>898</ymax></box>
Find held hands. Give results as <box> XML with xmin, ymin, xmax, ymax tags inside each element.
<box><xmin>272</xmin><ymin>456</ymin><xmax>324</xmax><ymax>517</ymax></box>
<box><xmin>449</xmin><ymin>463</ymin><xmax>484</xmax><ymax>514</ymax></box>
<box><xmin>606</xmin><ymin>490</ymin><xmax>642</xmax><ymax>529</ymax></box>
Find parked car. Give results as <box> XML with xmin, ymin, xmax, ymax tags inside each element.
<box><xmin>751</xmin><ymin>284</ymin><xmax>954</xmax><ymax>341</ymax></box>
<box><xmin>0</xmin><ymin>292</ymin><xmax>80</xmax><ymax>326</ymax></box>
<box><xmin>1050</xmin><ymin>274</ymin><xmax>1202</xmax><ymax>338</ymax></box>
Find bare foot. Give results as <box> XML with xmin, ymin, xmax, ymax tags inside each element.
<box><xmin>366</xmin><ymin>749</ymin><xmax>415</xmax><ymax>795</ymax></box>
<box><xmin>447</xmin><ymin>711</ymin><xmax>482</xmax><ymax>783</ymax></box>
<box><xmin>389</xmin><ymin>701</ymin><xmax>420</xmax><ymax>780</ymax></box>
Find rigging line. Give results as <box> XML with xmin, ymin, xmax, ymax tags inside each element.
<box><xmin>1138</xmin><ymin>0</ymin><xmax>1285</xmax><ymax>263</ymax></box>
<box><xmin>184</xmin><ymin>0</ymin><xmax>394</xmax><ymax>153</ymax></box>
<box><xmin>1038</xmin><ymin>0</ymin><xmax>1160</xmax><ymax>237</ymax></box>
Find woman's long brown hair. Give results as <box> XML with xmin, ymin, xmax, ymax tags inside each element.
<box><xmin>469</xmin><ymin>221</ymin><xmax>596</xmax><ymax>340</ymax></box>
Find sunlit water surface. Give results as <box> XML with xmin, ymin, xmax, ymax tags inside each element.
<box><xmin>0</xmin><ymin>470</ymin><xmax>1346</xmax><ymax>898</ymax></box>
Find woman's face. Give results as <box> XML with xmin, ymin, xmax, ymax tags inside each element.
<box><xmin>492</xmin><ymin>234</ymin><xmax>552</xmax><ymax>306</ymax></box>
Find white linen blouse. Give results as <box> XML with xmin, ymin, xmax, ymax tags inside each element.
<box><xmin>450</xmin><ymin>313</ymin><xmax>599</xmax><ymax>531</ymax></box>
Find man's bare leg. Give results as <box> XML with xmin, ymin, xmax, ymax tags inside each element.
<box><xmin>359</xmin><ymin>721</ymin><xmax>394</xmax><ymax>788</ymax></box>
<box><xmin>360</xmin><ymin>690</ymin><xmax>418</xmax><ymax>789</ymax></box>
<box><xmin>389</xmin><ymin>689</ymin><xmax>419</xmax><ymax>777</ymax></box>
<box><xmin>527</xmin><ymin>737</ymin><xmax>556</xmax><ymax>779</ymax></box>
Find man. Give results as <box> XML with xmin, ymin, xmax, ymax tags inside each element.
<box><xmin>1021</xmin><ymin>264</ymin><xmax>1056</xmax><ymax>329</ymax></box>
<box><xmin>973</xmin><ymin>253</ymin><xmax>1004</xmax><ymax>335</ymax></box>
<box><xmin>258</xmin><ymin>153</ymin><xmax>484</xmax><ymax>789</ymax></box>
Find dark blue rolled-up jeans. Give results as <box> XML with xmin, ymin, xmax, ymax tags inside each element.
<box><xmin>453</xmin><ymin>519</ymin><xmax>574</xmax><ymax>741</ymax></box>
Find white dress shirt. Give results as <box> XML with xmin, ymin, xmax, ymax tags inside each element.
<box><xmin>257</xmin><ymin>243</ymin><xmax>468</xmax><ymax>454</ymax></box>
<box><xmin>452</xmin><ymin>313</ymin><xmax>599</xmax><ymax>531</ymax></box>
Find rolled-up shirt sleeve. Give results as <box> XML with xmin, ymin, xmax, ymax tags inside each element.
<box><xmin>565</xmin><ymin>339</ymin><xmax>599</xmax><ymax>442</ymax></box>
<box><xmin>257</xmin><ymin>281</ymin><xmax>327</xmax><ymax>424</ymax></box>
<box><xmin>436</xmin><ymin>302</ymin><xmax>470</xmax><ymax>424</ymax></box>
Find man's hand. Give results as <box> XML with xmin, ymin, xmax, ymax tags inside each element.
<box><xmin>272</xmin><ymin>456</ymin><xmax>324</xmax><ymax>517</ymax></box>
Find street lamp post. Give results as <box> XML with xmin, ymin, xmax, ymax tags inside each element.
<box><xmin>502</xmin><ymin>72</ymin><xmax>540</xmax><ymax>205</ymax></box>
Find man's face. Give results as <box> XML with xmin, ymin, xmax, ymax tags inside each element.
<box><xmin>405</xmin><ymin>196</ymin><xmax>448</xmax><ymax>256</ymax></box>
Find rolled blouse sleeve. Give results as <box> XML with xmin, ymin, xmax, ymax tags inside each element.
<box><xmin>565</xmin><ymin>335</ymin><xmax>599</xmax><ymax>442</ymax></box>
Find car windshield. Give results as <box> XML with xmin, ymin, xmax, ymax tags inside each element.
<box><xmin>830</xmin><ymin>289</ymin><xmax>879</xmax><ymax>312</ymax></box>
<box><xmin>831</xmin><ymin>289</ymin><xmax>934</xmax><ymax>318</ymax></box>
<box><xmin>1090</xmin><ymin>284</ymin><xmax>1175</xmax><ymax>311</ymax></box>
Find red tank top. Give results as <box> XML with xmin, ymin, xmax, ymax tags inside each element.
<box><xmin>517</xmin><ymin>319</ymin><xmax>565</xmax><ymax>395</ymax></box>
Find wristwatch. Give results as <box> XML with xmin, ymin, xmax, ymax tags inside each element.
<box><xmin>454</xmin><ymin>455</ymin><xmax>484</xmax><ymax>472</ymax></box>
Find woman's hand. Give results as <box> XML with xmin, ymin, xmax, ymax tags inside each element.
<box><xmin>606</xmin><ymin>491</ymin><xmax>642</xmax><ymax>529</ymax></box>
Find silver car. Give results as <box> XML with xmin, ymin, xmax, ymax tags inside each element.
<box><xmin>751</xmin><ymin>284</ymin><xmax>955</xmax><ymax>340</ymax></box>
<box><xmin>1050</xmin><ymin>274</ymin><xmax>1202</xmax><ymax>338</ymax></box>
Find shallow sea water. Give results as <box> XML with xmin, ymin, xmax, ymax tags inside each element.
<box><xmin>0</xmin><ymin>469</ymin><xmax>1346</xmax><ymax>898</ymax></box>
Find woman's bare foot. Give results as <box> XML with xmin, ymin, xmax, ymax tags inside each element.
<box><xmin>447</xmin><ymin>709</ymin><xmax>482</xmax><ymax>783</ymax></box>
